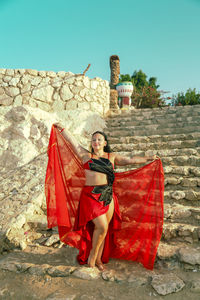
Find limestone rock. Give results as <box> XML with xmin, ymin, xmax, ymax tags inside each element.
<box><xmin>151</xmin><ymin>273</ymin><xmax>185</xmax><ymax>295</ymax></box>
<box><xmin>57</xmin><ymin>71</ymin><xmax>66</xmax><ymax>78</ymax></box>
<box><xmin>28</xmin><ymin>264</ymin><xmax>48</xmax><ymax>276</ymax></box>
<box><xmin>181</xmin><ymin>178</ymin><xmax>198</xmax><ymax>187</ymax></box>
<box><xmin>172</xmin><ymin>166</ymin><xmax>190</xmax><ymax>175</ymax></box>
<box><xmin>65</xmin><ymin>100</ymin><xmax>78</xmax><ymax>110</ymax></box>
<box><xmin>165</xmin><ymin>204</ymin><xmax>192</xmax><ymax>220</ymax></box>
<box><xmin>52</xmin><ymin>99</ymin><xmax>65</xmax><ymax>112</ymax></box>
<box><xmin>83</xmin><ymin>76</ymin><xmax>90</xmax><ymax>88</ymax></box>
<box><xmin>101</xmin><ymin>269</ymin><xmax>118</xmax><ymax>282</ymax></box>
<box><xmin>91</xmin><ymin>80</ymin><xmax>98</xmax><ymax>89</ymax></box>
<box><xmin>0</xmin><ymin>93</ymin><xmax>13</xmax><ymax>105</ymax></box>
<box><xmin>3</xmin><ymin>75</ymin><xmax>12</xmax><ymax>83</ymax></box>
<box><xmin>13</xmin><ymin>95</ymin><xmax>23</xmax><ymax>106</ymax></box>
<box><xmin>0</xmin><ymin>68</ymin><xmax>6</xmax><ymax>74</ymax></box>
<box><xmin>77</xmin><ymin>102</ymin><xmax>90</xmax><ymax>110</ymax></box>
<box><xmin>185</xmin><ymin>191</ymin><xmax>200</xmax><ymax>201</ymax></box>
<box><xmin>38</xmin><ymin>71</ymin><xmax>46</xmax><ymax>77</ymax></box>
<box><xmin>190</xmin><ymin>279</ymin><xmax>200</xmax><ymax>293</ymax></box>
<box><xmin>171</xmin><ymin>191</ymin><xmax>185</xmax><ymax>200</ymax></box>
<box><xmin>9</xmin><ymin>77</ymin><xmax>20</xmax><ymax>86</ymax></box>
<box><xmin>37</xmin><ymin>101</ymin><xmax>51</xmax><ymax>111</ymax></box>
<box><xmin>73</xmin><ymin>267</ymin><xmax>101</xmax><ymax>280</ymax></box>
<box><xmin>64</xmin><ymin>75</ymin><xmax>75</xmax><ymax>84</ymax></box>
<box><xmin>5</xmin><ymin>86</ymin><xmax>19</xmax><ymax>97</ymax></box>
<box><xmin>166</xmin><ymin>177</ymin><xmax>182</xmax><ymax>185</ymax></box>
<box><xmin>60</xmin><ymin>85</ymin><xmax>73</xmax><ymax>101</ymax></box>
<box><xmin>31</xmin><ymin>76</ymin><xmax>42</xmax><ymax>86</ymax></box>
<box><xmin>32</xmin><ymin>85</ymin><xmax>54</xmax><ymax>103</ymax></box>
<box><xmin>46</xmin><ymin>291</ymin><xmax>77</xmax><ymax>300</ymax></box>
<box><xmin>157</xmin><ymin>243</ymin><xmax>179</xmax><ymax>259</ymax></box>
<box><xmin>27</xmin><ymin>69</ymin><xmax>38</xmax><ymax>76</ymax></box>
<box><xmin>0</xmin><ymin>260</ymin><xmax>18</xmax><ymax>272</ymax></box>
<box><xmin>19</xmin><ymin>240</ymin><xmax>27</xmax><ymax>250</ymax></box>
<box><xmin>17</xmin><ymin>69</ymin><xmax>26</xmax><ymax>74</ymax></box>
<box><xmin>44</xmin><ymin>234</ymin><xmax>60</xmax><ymax>246</ymax></box>
<box><xmin>16</xmin><ymin>262</ymin><xmax>32</xmax><ymax>272</ymax></box>
<box><xmin>47</xmin><ymin>71</ymin><xmax>57</xmax><ymax>78</ymax></box>
<box><xmin>21</xmin><ymin>74</ymin><xmax>33</xmax><ymax>85</ymax></box>
<box><xmin>179</xmin><ymin>247</ymin><xmax>200</xmax><ymax>265</ymax></box>
<box><xmin>80</xmin><ymin>88</ymin><xmax>88</xmax><ymax>98</ymax></box>
<box><xmin>47</xmin><ymin>265</ymin><xmax>76</xmax><ymax>277</ymax></box>
<box><xmin>191</xmin><ymin>167</ymin><xmax>200</xmax><ymax>177</ymax></box>
<box><xmin>6</xmin><ymin>69</ymin><xmax>15</xmax><ymax>76</ymax></box>
<box><xmin>163</xmin><ymin>166</ymin><xmax>173</xmax><ymax>174</ymax></box>
<box><xmin>51</xmin><ymin>78</ymin><xmax>63</xmax><ymax>88</ymax></box>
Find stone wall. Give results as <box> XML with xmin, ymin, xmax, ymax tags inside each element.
<box><xmin>0</xmin><ymin>68</ymin><xmax>110</xmax><ymax>116</ymax></box>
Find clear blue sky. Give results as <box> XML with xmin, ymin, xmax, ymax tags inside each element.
<box><xmin>1</xmin><ymin>0</ymin><xmax>200</xmax><ymax>97</ymax></box>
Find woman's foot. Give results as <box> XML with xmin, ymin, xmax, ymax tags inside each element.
<box><xmin>87</xmin><ymin>252</ymin><xmax>96</xmax><ymax>268</ymax></box>
<box><xmin>95</xmin><ymin>261</ymin><xmax>106</xmax><ymax>271</ymax></box>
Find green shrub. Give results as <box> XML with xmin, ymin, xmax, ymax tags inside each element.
<box><xmin>171</xmin><ymin>88</ymin><xmax>200</xmax><ymax>106</ymax></box>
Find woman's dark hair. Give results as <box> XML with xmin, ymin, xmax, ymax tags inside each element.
<box><xmin>91</xmin><ymin>131</ymin><xmax>112</xmax><ymax>153</ymax></box>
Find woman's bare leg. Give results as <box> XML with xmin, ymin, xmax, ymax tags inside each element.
<box><xmin>87</xmin><ymin>214</ymin><xmax>108</xmax><ymax>267</ymax></box>
<box><xmin>96</xmin><ymin>199</ymin><xmax>114</xmax><ymax>266</ymax></box>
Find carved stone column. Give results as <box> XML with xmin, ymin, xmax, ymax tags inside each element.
<box><xmin>109</xmin><ymin>55</ymin><xmax>120</xmax><ymax>109</ymax></box>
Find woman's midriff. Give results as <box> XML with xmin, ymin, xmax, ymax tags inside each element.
<box><xmin>84</xmin><ymin>169</ymin><xmax>108</xmax><ymax>186</ymax></box>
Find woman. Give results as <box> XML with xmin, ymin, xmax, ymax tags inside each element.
<box><xmin>45</xmin><ymin>124</ymin><xmax>164</xmax><ymax>271</ymax></box>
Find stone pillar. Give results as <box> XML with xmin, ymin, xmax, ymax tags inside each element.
<box><xmin>109</xmin><ymin>55</ymin><xmax>120</xmax><ymax>109</ymax></box>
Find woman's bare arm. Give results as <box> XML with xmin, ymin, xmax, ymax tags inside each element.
<box><xmin>54</xmin><ymin>123</ymin><xmax>89</xmax><ymax>159</ymax></box>
<box><xmin>114</xmin><ymin>153</ymin><xmax>158</xmax><ymax>166</ymax></box>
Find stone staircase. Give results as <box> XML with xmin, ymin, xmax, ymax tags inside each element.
<box><xmin>105</xmin><ymin>105</ymin><xmax>200</xmax><ymax>271</ymax></box>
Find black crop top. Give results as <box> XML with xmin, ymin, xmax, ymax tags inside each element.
<box><xmin>83</xmin><ymin>153</ymin><xmax>115</xmax><ymax>206</ymax></box>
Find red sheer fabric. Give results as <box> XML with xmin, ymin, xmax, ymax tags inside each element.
<box><xmin>45</xmin><ymin>125</ymin><xmax>164</xmax><ymax>270</ymax></box>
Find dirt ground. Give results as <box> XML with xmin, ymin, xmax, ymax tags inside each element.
<box><xmin>0</xmin><ymin>245</ymin><xmax>200</xmax><ymax>300</ymax></box>
<box><xmin>0</xmin><ymin>268</ymin><xmax>200</xmax><ymax>300</ymax></box>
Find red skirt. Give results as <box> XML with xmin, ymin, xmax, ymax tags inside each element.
<box><xmin>59</xmin><ymin>186</ymin><xmax>122</xmax><ymax>264</ymax></box>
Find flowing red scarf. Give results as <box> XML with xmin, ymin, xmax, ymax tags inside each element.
<box><xmin>45</xmin><ymin>125</ymin><xmax>164</xmax><ymax>270</ymax></box>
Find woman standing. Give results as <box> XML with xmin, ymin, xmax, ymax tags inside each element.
<box><xmin>45</xmin><ymin>124</ymin><xmax>164</xmax><ymax>271</ymax></box>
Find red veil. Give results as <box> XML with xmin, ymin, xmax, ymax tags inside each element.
<box><xmin>45</xmin><ymin>125</ymin><xmax>164</xmax><ymax>270</ymax></box>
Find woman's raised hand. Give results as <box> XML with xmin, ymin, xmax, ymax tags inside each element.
<box><xmin>153</xmin><ymin>155</ymin><xmax>160</xmax><ymax>160</ymax></box>
<box><xmin>54</xmin><ymin>122</ymin><xmax>63</xmax><ymax>131</ymax></box>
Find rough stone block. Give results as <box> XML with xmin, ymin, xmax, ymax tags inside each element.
<box><xmin>151</xmin><ymin>273</ymin><xmax>185</xmax><ymax>295</ymax></box>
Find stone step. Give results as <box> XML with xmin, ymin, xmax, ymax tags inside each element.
<box><xmin>164</xmin><ymin>175</ymin><xmax>200</xmax><ymax>187</ymax></box>
<box><xmin>115</xmin><ymin>167</ymin><xmax>200</xmax><ymax>182</ymax></box>
<box><xmin>156</xmin><ymin>241</ymin><xmax>200</xmax><ymax>270</ymax></box>
<box><xmin>108</xmin><ymin>112</ymin><xmax>199</xmax><ymax>124</ymax></box>
<box><xmin>111</xmin><ymin>140</ymin><xmax>200</xmax><ymax>152</ymax></box>
<box><xmin>108</xmin><ymin>132</ymin><xmax>200</xmax><ymax>144</ymax></box>
<box><xmin>161</xmin><ymin>156</ymin><xmax>200</xmax><ymax>167</ymax></box>
<box><xmin>164</xmin><ymin>203</ymin><xmax>200</xmax><ymax>225</ymax></box>
<box><xmin>116</xmin><ymin>165</ymin><xmax>200</xmax><ymax>177</ymax></box>
<box><xmin>114</xmin><ymin>153</ymin><xmax>200</xmax><ymax>167</ymax></box>
<box><xmin>162</xmin><ymin>222</ymin><xmax>200</xmax><ymax>244</ymax></box>
<box><xmin>164</xmin><ymin>166</ymin><xmax>200</xmax><ymax>176</ymax></box>
<box><xmin>105</xmin><ymin>125</ymin><xmax>200</xmax><ymax>137</ymax></box>
<box><xmin>115</xmin><ymin>147</ymin><xmax>200</xmax><ymax>156</ymax></box>
<box><xmin>107</xmin><ymin>120</ymin><xmax>200</xmax><ymax>129</ymax></box>
<box><xmin>164</xmin><ymin>189</ymin><xmax>200</xmax><ymax>203</ymax></box>
<box><xmin>108</xmin><ymin>105</ymin><xmax>200</xmax><ymax>119</ymax></box>
<box><xmin>105</xmin><ymin>112</ymin><xmax>199</xmax><ymax>125</ymax></box>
